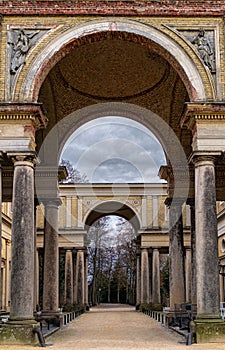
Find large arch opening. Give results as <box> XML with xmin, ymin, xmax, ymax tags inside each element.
<box><xmin>86</xmin><ymin>215</ymin><xmax>136</xmax><ymax>306</ymax></box>
<box><xmin>34</xmin><ymin>24</ymin><xmax>193</xmax><ymax>315</ymax></box>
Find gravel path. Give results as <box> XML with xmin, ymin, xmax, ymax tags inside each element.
<box><xmin>2</xmin><ymin>304</ymin><xmax>225</xmax><ymax>349</ymax></box>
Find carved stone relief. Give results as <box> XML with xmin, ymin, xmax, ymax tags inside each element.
<box><xmin>181</xmin><ymin>28</ymin><xmax>216</xmax><ymax>73</ymax></box>
<box><xmin>7</xmin><ymin>28</ymin><xmax>47</xmax><ymax>95</ymax></box>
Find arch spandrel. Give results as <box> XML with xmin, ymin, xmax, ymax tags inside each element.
<box><xmin>14</xmin><ymin>18</ymin><xmax>210</xmax><ymax>103</ymax></box>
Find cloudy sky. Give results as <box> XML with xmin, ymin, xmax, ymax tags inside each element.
<box><xmin>60</xmin><ymin>116</ymin><xmax>166</xmax><ymax>183</ymax></box>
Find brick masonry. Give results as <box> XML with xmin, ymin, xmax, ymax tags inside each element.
<box><xmin>0</xmin><ymin>0</ymin><xmax>225</xmax><ymax>17</ymax></box>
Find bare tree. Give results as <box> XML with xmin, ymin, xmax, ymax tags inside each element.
<box><xmin>60</xmin><ymin>159</ymin><xmax>89</xmax><ymax>183</ymax></box>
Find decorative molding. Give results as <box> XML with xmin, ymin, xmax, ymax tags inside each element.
<box><xmin>8</xmin><ymin>29</ymin><xmax>40</xmax><ymax>75</ymax></box>
<box><xmin>7</xmin><ymin>28</ymin><xmax>49</xmax><ymax>96</ymax></box>
<box><xmin>0</xmin><ymin>103</ymin><xmax>48</xmax><ymax>130</ymax></box>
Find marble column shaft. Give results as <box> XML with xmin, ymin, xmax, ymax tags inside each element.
<box><xmin>76</xmin><ymin>250</ymin><xmax>85</xmax><ymax>305</ymax></box>
<box><xmin>194</xmin><ymin>156</ymin><xmax>220</xmax><ymax>317</ymax></box>
<box><xmin>152</xmin><ymin>248</ymin><xmax>161</xmax><ymax>304</ymax></box>
<box><xmin>84</xmin><ymin>254</ymin><xmax>89</xmax><ymax>305</ymax></box>
<box><xmin>73</xmin><ymin>252</ymin><xmax>77</xmax><ymax>304</ymax></box>
<box><xmin>168</xmin><ymin>199</ymin><xmax>185</xmax><ymax>310</ymax></box>
<box><xmin>65</xmin><ymin>250</ymin><xmax>73</xmax><ymax>305</ymax></box>
<box><xmin>219</xmin><ymin>270</ymin><xmax>224</xmax><ymax>302</ymax></box>
<box><xmin>188</xmin><ymin>200</ymin><xmax>197</xmax><ymax>305</ymax></box>
<box><xmin>42</xmin><ymin>199</ymin><xmax>60</xmax><ymax>313</ymax></box>
<box><xmin>141</xmin><ymin>248</ymin><xmax>149</xmax><ymax>303</ymax></box>
<box><xmin>185</xmin><ymin>248</ymin><xmax>191</xmax><ymax>303</ymax></box>
<box><xmin>9</xmin><ymin>158</ymin><xmax>35</xmax><ymax>321</ymax></box>
<box><xmin>136</xmin><ymin>254</ymin><xmax>141</xmax><ymax>305</ymax></box>
<box><xmin>0</xmin><ymin>165</ymin><xmax>2</xmax><ymax>311</ymax></box>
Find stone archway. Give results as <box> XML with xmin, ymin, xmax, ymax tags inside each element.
<box><xmin>1</xmin><ymin>14</ymin><xmax>225</xmax><ymax>344</ymax></box>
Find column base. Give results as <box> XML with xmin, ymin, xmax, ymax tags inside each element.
<box><xmin>0</xmin><ymin>322</ymin><xmax>38</xmax><ymax>344</ymax></box>
<box><xmin>194</xmin><ymin>316</ymin><xmax>225</xmax><ymax>343</ymax></box>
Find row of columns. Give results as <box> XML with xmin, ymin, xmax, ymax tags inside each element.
<box><xmin>163</xmin><ymin>154</ymin><xmax>220</xmax><ymax>320</ymax></box>
<box><xmin>0</xmin><ymin>151</ymin><xmax>222</xmax><ymax>341</ymax></box>
<box><xmin>4</xmin><ymin>154</ymin><xmax>88</xmax><ymax>328</ymax></box>
<box><xmin>64</xmin><ymin>249</ymin><xmax>88</xmax><ymax>306</ymax></box>
<box><xmin>136</xmin><ymin>248</ymin><xmax>161</xmax><ymax>305</ymax></box>
<box><xmin>136</xmin><ymin>245</ymin><xmax>192</xmax><ymax>307</ymax></box>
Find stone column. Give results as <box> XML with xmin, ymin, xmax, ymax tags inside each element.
<box><xmin>0</xmin><ymin>164</ymin><xmax>2</xmax><ymax>312</ymax></box>
<box><xmin>141</xmin><ymin>248</ymin><xmax>149</xmax><ymax>303</ymax></box>
<box><xmin>33</xmin><ymin>200</ymin><xmax>39</xmax><ymax>311</ymax></box>
<box><xmin>5</xmin><ymin>240</ymin><xmax>11</xmax><ymax>312</ymax></box>
<box><xmin>42</xmin><ymin>198</ymin><xmax>61</xmax><ymax>314</ymax></box>
<box><xmin>75</xmin><ymin>249</ymin><xmax>85</xmax><ymax>305</ymax></box>
<box><xmin>84</xmin><ymin>253</ymin><xmax>89</xmax><ymax>306</ymax></box>
<box><xmin>187</xmin><ymin>199</ymin><xmax>197</xmax><ymax>305</ymax></box>
<box><xmin>136</xmin><ymin>254</ymin><xmax>141</xmax><ymax>305</ymax></box>
<box><xmin>193</xmin><ymin>155</ymin><xmax>220</xmax><ymax>318</ymax></box>
<box><xmin>185</xmin><ymin>248</ymin><xmax>191</xmax><ymax>303</ymax></box>
<box><xmin>65</xmin><ymin>250</ymin><xmax>73</xmax><ymax>305</ymax></box>
<box><xmin>152</xmin><ymin>248</ymin><xmax>161</xmax><ymax>304</ymax></box>
<box><xmin>73</xmin><ymin>251</ymin><xmax>77</xmax><ymax>304</ymax></box>
<box><xmin>219</xmin><ymin>268</ymin><xmax>225</xmax><ymax>302</ymax></box>
<box><xmin>8</xmin><ymin>154</ymin><xmax>37</xmax><ymax>323</ymax></box>
<box><xmin>166</xmin><ymin>198</ymin><xmax>185</xmax><ymax>310</ymax></box>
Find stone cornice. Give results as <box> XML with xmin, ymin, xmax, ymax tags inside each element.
<box><xmin>180</xmin><ymin>102</ymin><xmax>225</xmax><ymax>130</ymax></box>
<box><xmin>0</xmin><ymin>103</ymin><xmax>48</xmax><ymax>130</ymax></box>
<box><xmin>0</xmin><ymin>1</ymin><xmax>225</xmax><ymax>16</ymax></box>
<box><xmin>35</xmin><ymin>165</ymin><xmax>68</xmax><ymax>181</ymax></box>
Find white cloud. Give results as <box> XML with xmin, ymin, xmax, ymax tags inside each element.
<box><xmin>61</xmin><ymin>116</ymin><xmax>166</xmax><ymax>183</ymax></box>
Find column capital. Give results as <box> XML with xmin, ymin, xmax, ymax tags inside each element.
<box><xmin>189</xmin><ymin>151</ymin><xmax>222</xmax><ymax>166</ymax></box>
<box><xmin>7</xmin><ymin>151</ymin><xmax>39</xmax><ymax>167</ymax></box>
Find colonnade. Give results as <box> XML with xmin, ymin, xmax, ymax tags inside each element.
<box><xmin>136</xmin><ymin>245</ymin><xmax>192</xmax><ymax>306</ymax></box>
<box><xmin>35</xmin><ymin>247</ymin><xmax>88</xmax><ymax>310</ymax></box>
<box><xmin>0</xmin><ymin>149</ymin><xmax>223</xmax><ymax>344</ymax></box>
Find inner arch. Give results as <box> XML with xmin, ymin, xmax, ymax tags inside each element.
<box><xmin>85</xmin><ymin>201</ymin><xmax>140</xmax><ymax>231</ymax></box>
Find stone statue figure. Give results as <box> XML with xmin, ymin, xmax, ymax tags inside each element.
<box><xmin>8</xmin><ymin>29</ymin><xmax>39</xmax><ymax>74</ymax></box>
<box><xmin>191</xmin><ymin>28</ymin><xmax>214</xmax><ymax>72</ymax></box>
